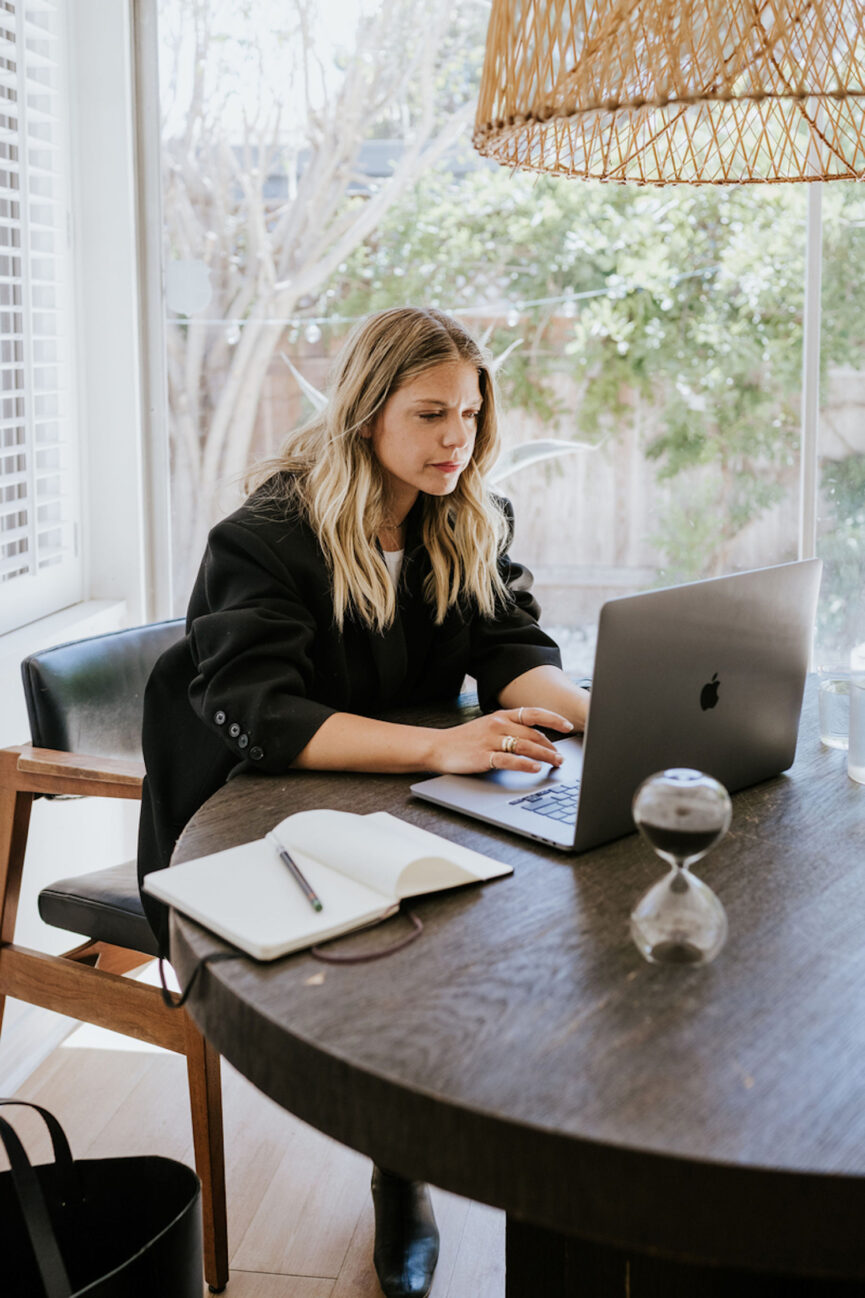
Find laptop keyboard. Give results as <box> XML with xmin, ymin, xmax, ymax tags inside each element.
<box><xmin>509</xmin><ymin>780</ymin><xmax>581</xmax><ymax>824</ymax></box>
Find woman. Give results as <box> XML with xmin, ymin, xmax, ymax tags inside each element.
<box><xmin>138</xmin><ymin>306</ymin><xmax>589</xmax><ymax>1298</ymax></box>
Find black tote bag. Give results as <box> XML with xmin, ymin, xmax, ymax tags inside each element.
<box><xmin>0</xmin><ymin>1099</ymin><xmax>203</xmax><ymax>1298</ymax></box>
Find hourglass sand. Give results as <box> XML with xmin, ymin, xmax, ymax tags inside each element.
<box><xmin>630</xmin><ymin>768</ymin><xmax>732</xmax><ymax>965</ymax></box>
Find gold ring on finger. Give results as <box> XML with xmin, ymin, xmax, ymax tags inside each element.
<box><xmin>501</xmin><ymin>734</ymin><xmax>517</xmax><ymax>754</ymax></box>
<box><xmin>518</xmin><ymin>707</ymin><xmax>524</xmax><ymax>725</ymax></box>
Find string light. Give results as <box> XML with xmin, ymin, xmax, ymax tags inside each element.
<box><xmin>194</xmin><ymin>268</ymin><xmax>719</xmax><ymax>339</ymax></box>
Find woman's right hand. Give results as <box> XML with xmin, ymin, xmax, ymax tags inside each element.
<box><xmin>426</xmin><ymin>707</ymin><xmax>572</xmax><ymax>775</ymax></box>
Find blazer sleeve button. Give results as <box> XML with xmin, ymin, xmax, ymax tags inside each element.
<box><xmin>214</xmin><ymin>710</ymin><xmax>227</xmax><ymax>725</ymax></box>
<box><xmin>249</xmin><ymin>746</ymin><xmax>264</xmax><ymax>760</ymax></box>
<box><xmin>238</xmin><ymin>733</ymin><xmax>249</xmax><ymax>748</ymax></box>
<box><xmin>228</xmin><ymin>722</ymin><xmax>241</xmax><ymax>737</ymax></box>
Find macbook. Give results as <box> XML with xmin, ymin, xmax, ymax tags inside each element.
<box><xmin>411</xmin><ymin>559</ymin><xmax>822</xmax><ymax>851</ymax></box>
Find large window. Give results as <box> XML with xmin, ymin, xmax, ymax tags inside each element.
<box><xmin>0</xmin><ymin>0</ymin><xmax>80</xmax><ymax>635</ymax></box>
<box><xmin>154</xmin><ymin>2</ymin><xmax>861</xmax><ymax>673</ymax></box>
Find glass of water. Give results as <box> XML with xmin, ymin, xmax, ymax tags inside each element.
<box><xmin>849</xmin><ymin>646</ymin><xmax>865</xmax><ymax>785</ymax></box>
<box><xmin>817</xmin><ymin>667</ymin><xmax>850</xmax><ymax>751</ymax></box>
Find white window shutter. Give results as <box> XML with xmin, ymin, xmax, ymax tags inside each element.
<box><xmin>0</xmin><ymin>0</ymin><xmax>80</xmax><ymax>634</ymax></box>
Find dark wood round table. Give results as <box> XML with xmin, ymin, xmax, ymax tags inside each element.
<box><xmin>171</xmin><ymin>684</ymin><xmax>865</xmax><ymax>1296</ymax></box>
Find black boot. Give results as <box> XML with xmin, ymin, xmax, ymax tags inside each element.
<box><xmin>371</xmin><ymin>1165</ymin><xmax>440</xmax><ymax>1298</ymax></box>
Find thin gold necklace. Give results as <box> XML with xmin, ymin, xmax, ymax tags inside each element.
<box><xmin>378</xmin><ymin>518</ymin><xmax>406</xmax><ymax>550</ymax></box>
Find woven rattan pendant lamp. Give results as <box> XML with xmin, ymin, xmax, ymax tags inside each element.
<box><xmin>473</xmin><ymin>0</ymin><xmax>865</xmax><ymax>184</ymax></box>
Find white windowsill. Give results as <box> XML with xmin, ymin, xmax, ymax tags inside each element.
<box><xmin>0</xmin><ymin>600</ymin><xmax>129</xmax><ymax>667</ymax></box>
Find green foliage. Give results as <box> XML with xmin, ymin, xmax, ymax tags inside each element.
<box><xmin>322</xmin><ymin>155</ymin><xmax>865</xmax><ymax>642</ymax></box>
<box><xmin>329</xmin><ymin>169</ymin><xmax>810</xmax><ymax>566</ymax></box>
<box><xmin>648</xmin><ymin>479</ymin><xmax>727</xmax><ymax>583</ymax></box>
<box><xmin>819</xmin><ymin>187</ymin><xmax>865</xmax><ymax>372</ymax></box>
<box><xmin>817</xmin><ymin>454</ymin><xmax>865</xmax><ymax>659</ymax></box>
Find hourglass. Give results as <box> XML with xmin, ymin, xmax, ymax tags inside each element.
<box><xmin>630</xmin><ymin>768</ymin><xmax>732</xmax><ymax>966</ymax></box>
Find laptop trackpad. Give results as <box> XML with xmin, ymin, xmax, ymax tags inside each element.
<box><xmin>484</xmin><ymin>734</ymin><xmax>584</xmax><ymax>791</ymax></box>
<box><xmin>410</xmin><ymin>735</ymin><xmax>584</xmax><ymax>849</ymax></box>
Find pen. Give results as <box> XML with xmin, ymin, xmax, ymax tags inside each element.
<box><xmin>266</xmin><ymin>831</ymin><xmax>324</xmax><ymax>912</ymax></box>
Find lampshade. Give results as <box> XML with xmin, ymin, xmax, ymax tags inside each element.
<box><xmin>473</xmin><ymin>0</ymin><xmax>865</xmax><ymax>184</ymax></box>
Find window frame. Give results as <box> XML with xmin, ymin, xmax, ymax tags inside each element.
<box><xmin>0</xmin><ymin>0</ymin><xmax>160</xmax><ymax>641</ymax></box>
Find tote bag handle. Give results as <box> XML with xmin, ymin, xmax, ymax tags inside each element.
<box><xmin>0</xmin><ymin>1098</ymin><xmax>82</xmax><ymax>1298</ymax></box>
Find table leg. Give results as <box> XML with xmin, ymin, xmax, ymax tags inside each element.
<box><xmin>505</xmin><ymin>1218</ymin><xmax>623</xmax><ymax>1297</ymax></box>
<box><xmin>504</xmin><ymin>1217</ymin><xmax>865</xmax><ymax>1298</ymax></box>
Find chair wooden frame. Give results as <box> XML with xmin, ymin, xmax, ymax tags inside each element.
<box><xmin>0</xmin><ymin>743</ymin><xmax>229</xmax><ymax>1294</ymax></box>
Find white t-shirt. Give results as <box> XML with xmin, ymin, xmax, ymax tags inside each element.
<box><xmin>383</xmin><ymin>548</ymin><xmax>404</xmax><ymax>588</ymax></box>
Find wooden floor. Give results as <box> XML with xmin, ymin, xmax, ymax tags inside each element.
<box><xmin>8</xmin><ymin>1005</ymin><xmax>505</xmax><ymax>1297</ymax></box>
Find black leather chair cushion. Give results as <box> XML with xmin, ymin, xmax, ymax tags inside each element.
<box><xmin>21</xmin><ymin>619</ymin><xmax>185</xmax><ymax>760</ymax></box>
<box><xmin>38</xmin><ymin>860</ymin><xmax>161</xmax><ymax>958</ymax></box>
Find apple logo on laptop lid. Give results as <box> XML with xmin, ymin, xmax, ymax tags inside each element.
<box><xmin>700</xmin><ymin>672</ymin><xmax>720</xmax><ymax>711</ymax></box>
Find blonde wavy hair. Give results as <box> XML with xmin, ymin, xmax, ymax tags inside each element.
<box><xmin>247</xmin><ymin>307</ymin><xmax>511</xmax><ymax>632</ymax></box>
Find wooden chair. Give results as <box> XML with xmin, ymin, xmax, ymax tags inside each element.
<box><xmin>0</xmin><ymin>621</ymin><xmax>229</xmax><ymax>1293</ymax></box>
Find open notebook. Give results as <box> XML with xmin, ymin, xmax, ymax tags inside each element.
<box><xmin>144</xmin><ymin>808</ymin><xmax>511</xmax><ymax>960</ymax></box>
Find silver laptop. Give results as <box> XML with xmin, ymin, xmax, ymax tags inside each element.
<box><xmin>411</xmin><ymin>559</ymin><xmax>822</xmax><ymax>852</ymax></box>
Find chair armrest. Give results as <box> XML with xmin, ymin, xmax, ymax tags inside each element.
<box><xmin>0</xmin><ymin>745</ymin><xmax>145</xmax><ymax>799</ymax></box>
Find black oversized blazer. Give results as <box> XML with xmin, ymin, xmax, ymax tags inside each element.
<box><xmin>137</xmin><ymin>484</ymin><xmax>561</xmax><ymax>948</ymax></box>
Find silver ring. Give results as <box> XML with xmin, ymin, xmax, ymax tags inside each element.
<box><xmin>489</xmin><ymin>752</ymin><xmax>497</xmax><ymax>770</ymax></box>
<box><xmin>518</xmin><ymin>707</ymin><xmax>524</xmax><ymax>725</ymax></box>
<box><xmin>501</xmin><ymin>735</ymin><xmax>517</xmax><ymax>754</ymax></box>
